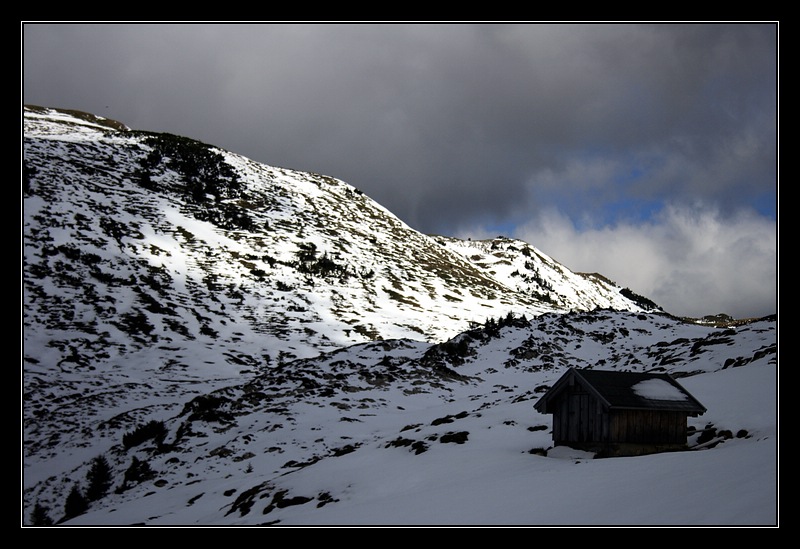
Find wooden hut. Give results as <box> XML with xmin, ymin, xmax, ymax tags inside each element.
<box><xmin>534</xmin><ymin>368</ymin><xmax>706</xmax><ymax>457</ymax></box>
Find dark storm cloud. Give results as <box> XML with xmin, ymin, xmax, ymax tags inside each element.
<box><xmin>23</xmin><ymin>22</ymin><xmax>777</xmax><ymax>317</ymax></box>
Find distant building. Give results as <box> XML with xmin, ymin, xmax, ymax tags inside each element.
<box><xmin>534</xmin><ymin>368</ymin><xmax>706</xmax><ymax>457</ymax></box>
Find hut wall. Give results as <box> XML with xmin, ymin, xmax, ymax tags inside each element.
<box><xmin>609</xmin><ymin>410</ymin><xmax>689</xmax><ymax>444</ymax></box>
<box><xmin>552</xmin><ymin>384</ymin><xmax>610</xmax><ymax>444</ymax></box>
<box><xmin>551</xmin><ymin>390</ymin><xmax>689</xmax><ymax>445</ymax></box>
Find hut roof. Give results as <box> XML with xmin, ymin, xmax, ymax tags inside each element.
<box><xmin>534</xmin><ymin>368</ymin><xmax>707</xmax><ymax>416</ymax></box>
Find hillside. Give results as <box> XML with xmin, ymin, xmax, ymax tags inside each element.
<box><xmin>23</xmin><ymin>105</ymin><xmax>660</xmax><ymax>359</ymax></box>
<box><xmin>25</xmin><ymin>310</ymin><xmax>777</xmax><ymax>526</ymax></box>
<box><xmin>22</xmin><ymin>106</ymin><xmax>776</xmax><ymax>526</ymax></box>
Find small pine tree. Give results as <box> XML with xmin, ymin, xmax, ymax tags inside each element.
<box><xmin>123</xmin><ymin>456</ymin><xmax>156</xmax><ymax>485</ymax></box>
<box><xmin>85</xmin><ymin>455</ymin><xmax>113</xmax><ymax>501</ymax></box>
<box><xmin>63</xmin><ymin>484</ymin><xmax>88</xmax><ymax>521</ymax></box>
<box><xmin>29</xmin><ymin>502</ymin><xmax>53</xmax><ymax>526</ymax></box>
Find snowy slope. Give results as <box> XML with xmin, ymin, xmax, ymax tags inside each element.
<box><xmin>437</xmin><ymin>236</ymin><xmax>660</xmax><ymax>313</ymax></box>
<box><xmin>22</xmin><ymin>106</ymin><xmax>777</xmax><ymax>526</ymax></box>
<box><xmin>25</xmin><ymin>311</ymin><xmax>777</xmax><ymax>526</ymax></box>
<box><xmin>23</xmin><ymin>105</ymin><xmax>660</xmax><ymax>361</ymax></box>
<box><xmin>22</xmin><ymin>105</ymin><xmax>659</xmax><ymax>477</ymax></box>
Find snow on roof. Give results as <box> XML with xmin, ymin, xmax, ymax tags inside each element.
<box><xmin>632</xmin><ymin>378</ymin><xmax>689</xmax><ymax>401</ymax></box>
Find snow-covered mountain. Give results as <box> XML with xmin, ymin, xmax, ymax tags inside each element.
<box><xmin>22</xmin><ymin>106</ymin><xmax>777</xmax><ymax>526</ymax></box>
<box><xmin>23</xmin><ymin>105</ymin><xmax>661</xmax><ymax>357</ymax></box>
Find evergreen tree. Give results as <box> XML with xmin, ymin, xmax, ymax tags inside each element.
<box><xmin>85</xmin><ymin>455</ymin><xmax>113</xmax><ymax>501</ymax></box>
<box><xmin>63</xmin><ymin>484</ymin><xmax>88</xmax><ymax>520</ymax></box>
<box><xmin>29</xmin><ymin>502</ymin><xmax>53</xmax><ymax>526</ymax></box>
<box><xmin>123</xmin><ymin>456</ymin><xmax>156</xmax><ymax>486</ymax></box>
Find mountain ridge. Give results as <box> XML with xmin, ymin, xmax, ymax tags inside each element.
<box><xmin>22</xmin><ymin>105</ymin><xmax>776</xmax><ymax>526</ymax></box>
<box><xmin>23</xmin><ymin>105</ymin><xmax>665</xmax><ymax>359</ymax></box>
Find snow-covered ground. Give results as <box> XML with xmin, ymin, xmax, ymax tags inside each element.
<box><xmin>22</xmin><ymin>107</ymin><xmax>778</xmax><ymax>527</ymax></box>
<box><xmin>46</xmin><ymin>316</ymin><xmax>776</xmax><ymax>527</ymax></box>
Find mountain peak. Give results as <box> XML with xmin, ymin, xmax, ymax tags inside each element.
<box><xmin>29</xmin><ymin>107</ymin><xmax>772</xmax><ymax>527</ymax></box>
<box><xmin>24</xmin><ymin>106</ymin><xmax>660</xmax><ymax>361</ymax></box>
<box><xmin>24</xmin><ymin>104</ymin><xmax>131</xmax><ymax>132</ymax></box>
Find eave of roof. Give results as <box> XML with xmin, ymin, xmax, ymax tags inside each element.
<box><xmin>534</xmin><ymin>368</ymin><xmax>707</xmax><ymax>415</ymax></box>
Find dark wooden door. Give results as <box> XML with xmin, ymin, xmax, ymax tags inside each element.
<box><xmin>567</xmin><ymin>393</ymin><xmax>590</xmax><ymax>442</ymax></box>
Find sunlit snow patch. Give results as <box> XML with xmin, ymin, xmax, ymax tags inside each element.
<box><xmin>632</xmin><ymin>379</ymin><xmax>688</xmax><ymax>401</ymax></box>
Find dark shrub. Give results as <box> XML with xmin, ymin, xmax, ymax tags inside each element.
<box><xmin>696</xmin><ymin>426</ymin><xmax>717</xmax><ymax>445</ymax></box>
<box><xmin>440</xmin><ymin>431</ymin><xmax>469</xmax><ymax>444</ymax></box>
<box><xmin>63</xmin><ymin>484</ymin><xmax>88</xmax><ymax>521</ymax></box>
<box><xmin>180</xmin><ymin>394</ymin><xmax>234</xmax><ymax>423</ymax></box>
<box><xmin>29</xmin><ymin>502</ymin><xmax>53</xmax><ymax>526</ymax></box>
<box><xmin>85</xmin><ymin>455</ymin><xmax>113</xmax><ymax>501</ymax></box>
<box><xmin>123</xmin><ymin>420</ymin><xmax>168</xmax><ymax>449</ymax></box>
<box><xmin>123</xmin><ymin>456</ymin><xmax>156</xmax><ymax>485</ymax></box>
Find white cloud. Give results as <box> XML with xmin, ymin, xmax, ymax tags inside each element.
<box><xmin>508</xmin><ymin>204</ymin><xmax>776</xmax><ymax>319</ymax></box>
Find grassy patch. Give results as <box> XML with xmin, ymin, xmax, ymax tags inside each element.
<box><xmin>383</xmin><ymin>287</ymin><xmax>421</xmax><ymax>308</ymax></box>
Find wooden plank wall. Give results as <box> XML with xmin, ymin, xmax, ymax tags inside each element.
<box><xmin>554</xmin><ymin>388</ymin><xmax>609</xmax><ymax>443</ymax></box>
<box><xmin>552</xmin><ymin>386</ymin><xmax>688</xmax><ymax>445</ymax></box>
<box><xmin>610</xmin><ymin>410</ymin><xmax>688</xmax><ymax>444</ymax></box>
